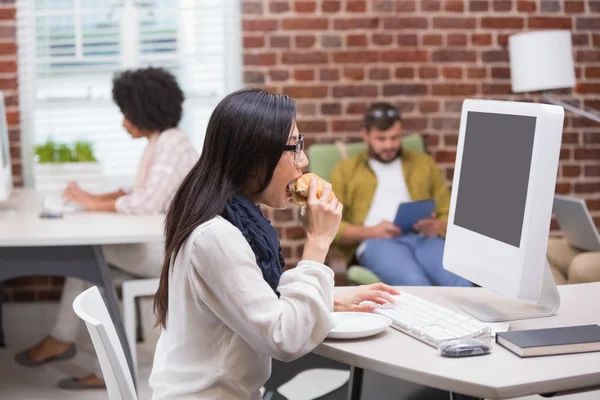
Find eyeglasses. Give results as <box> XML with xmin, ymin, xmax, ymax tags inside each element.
<box><xmin>368</xmin><ymin>108</ymin><xmax>400</xmax><ymax>119</ymax></box>
<box><xmin>283</xmin><ymin>133</ymin><xmax>304</xmax><ymax>166</ymax></box>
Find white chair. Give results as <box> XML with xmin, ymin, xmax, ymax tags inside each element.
<box><xmin>122</xmin><ymin>277</ymin><xmax>159</xmax><ymax>383</ymax></box>
<box><xmin>73</xmin><ymin>286</ymin><xmax>138</xmax><ymax>400</ymax></box>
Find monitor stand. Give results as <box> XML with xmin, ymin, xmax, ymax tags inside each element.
<box><xmin>460</xmin><ymin>259</ymin><xmax>560</xmax><ymax>323</ymax></box>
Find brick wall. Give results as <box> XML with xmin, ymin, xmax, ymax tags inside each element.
<box><xmin>242</xmin><ymin>0</ymin><xmax>600</xmax><ymax>270</ymax></box>
<box><xmin>4</xmin><ymin>0</ymin><xmax>600</xmax><ymax>300</ymax></box>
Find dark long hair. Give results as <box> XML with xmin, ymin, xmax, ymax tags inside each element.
<box><xmin>154</xmin><ymin>88</ymin><xmax>296</xmax><ymax>328</ymax></box>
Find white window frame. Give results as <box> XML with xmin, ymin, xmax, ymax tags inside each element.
<box><xmin>17</xmin><ymin>0</ymin><xmax>242</xmax><ymax>186</ymax></box>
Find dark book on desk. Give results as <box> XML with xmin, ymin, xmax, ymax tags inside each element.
<box><xmin>496</xmin><ymin>325</ymin><xmax>600</xmax><ymax>358</ymax></box>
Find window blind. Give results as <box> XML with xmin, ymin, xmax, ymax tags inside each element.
<box><xmin>17</xmin><ymin>0</ymin><xmax>242</xmax><ymax>186</ymax></box>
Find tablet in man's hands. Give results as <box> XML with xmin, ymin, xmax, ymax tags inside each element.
<box><xmin>393</xmin><ymin>200</ymin><xmax>436</xmax><ymax>233</ymax></box>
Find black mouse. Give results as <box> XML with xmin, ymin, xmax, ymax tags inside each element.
<box><xmin>439</xmin><ymin>338</ymin><xmax>492</xmax><ymax>358</ymax></box>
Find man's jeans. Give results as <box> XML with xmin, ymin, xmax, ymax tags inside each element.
<box><xmin>357</xmin><ymin>233</ymin><xmax>471</xmax><ymax>287</ymax></box>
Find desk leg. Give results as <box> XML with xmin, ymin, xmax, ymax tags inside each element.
<box><xmin>347</xmin><ymin>366</ymin><xmax>364</xmax><ymax>400</ymax></box>
<box><xmin>0</xmin><ymin>282</ymin><xmax>4</xmax><ymax>347</ymax></box>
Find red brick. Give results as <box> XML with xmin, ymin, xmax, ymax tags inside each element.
<box><xmin>6</xmin><ymin>110</ymin><xmax>19</xmax><ymax>125</ymax></box>
<box><xmin>343</xmin><ymin>67</ymin><xmax>365</xmax><ymax>80</ymax></box>
<box><xmin>432</xmin><ymin>84</ymin><xmax>478</xmax><ymax>96</ymax></box>
<box><xmin>445</xmin><ymin>0</ymin><xmax>465</xmax><ymax>12</ymax></box>
<box><xmin>493</xmin><ymin>0</ymin><xmax>512</xmax><ymax>11</ymax></box>
<box><xmin>383</xmin><ymin>84</ymin><xmax>428</xmax><ymax>96</ymax></box>
<box><xmin>321</xmin><ymin>35</ymin><xmax>342</xmax><ymax>48</ymax></box>
<box><xmin>0</xmin><ymin>78</ymin><xmax>19</xmax><ymax>90</ymax></box>
<box><xmin>333</xmin><ymin>85</ymin><xmax>378</xmax><ymax>98</ymax></box>
<box><xmin>243</xmin><ymin>19</ymin><xmax>278</xmax><ymax>32</ymax></box>
<box><xmin>297</xmin><ymin>119</ymin><xmax>326</xmax><ymax>133</ymax></box>
<box><xmin>321</xmin><ymin>103</ymin><xmax>342</xmax><ymax>115</ymax></box>
<box><xmin>373</xmin><ymin>33</ymin><xmax>393</xmax><ymax>46</ymax></box>
<box><xmin>244</xmin><ymin>71</ymin><xmax>265</xmax><ymax>84</ymax></box>
<box><xmin>444</xmin><ymin>134</ymin><xmax>459</xmax><ymax>146</ymax></box>
<box><xmin>482</xmin><ymin>50</ymin><xmax>509</xmax><ymax>63</ymax></box>
<box><xmin>270</xmin><ymin>35</ymin><xmax>291</xmax><ymax>48</ymax></box>
<box><xmin>529</xmin><ymin>17</ymin><xmax>572</xmax><ymax>29</ymax></box>
<box><xmin>517</xmin><ymin>1</ymin><xmax>536</xmax><ymax>12</ymax></box>
<box><xmin>574</xmin><ymin>148</ymin><xmax>600</xmax><ymax>160</ymax></box>
<box><xmin>435</xmin><ymin>150</ymin><xmax>457</xmax><ymax>163</ymax></box>
<box><xmin>396</xmin><ymin>0</ymin><xmax>417</xmax><ymax>12</ymax></box>
<box><xmin>418</xmin><ymin>101</ymin><xmax>440</xmax><ymax>114</ymax></box>
<box><xmin>560</xmin><ymin>149</ymin><xmax>571</xmax><ymax>160</ymax></box>
<box><xmin>319</xmin><ymin>68</ymin><xmax>340</xmax><ymax>81</ymax></box>
<box><xmin>333</xmin><ymin>50</ymin><xmax>378</xmax><ymax>63</ymax></box>
<box><xmin>344</xmin><ymin>103</ymin><xmax>367</xmax><ymax>116</ymax></box>
<box><xmin>244</xmin><ymin>53</ymin><xmax>277</xmax><ymax>66</ymax></box>
<box><xmin>491</xmin><ymin>67</ymin><xmax>511</xmax><ymax>79</ymax></box>
<box><xmin>268</xmin><ymin>70</ymin><xmax>289</xmax><ymax>82</ymax></box>
<box><xmin>243</xmin><ymin>35</ymin><xmax>264</xmax><ymax>48</ymax></box>
<box><xmin>242</xmin><ymin>2</ymin><xmax>263</xmax><ymax>14</ymax></box>
<box><xmin>334</xmin><ymin>18</ymin><xmax>379</xmax><ymax>30</ymax></box>
<box><xmin>294</xmin><ymin>1</ymin><xmax>316</xmax><ymax>12</ymax></box>
<box><xmin>395</xmin><ymin>67</ymin><xmax>415</xmax><ymax>79</ymax></box>
<box><xmin>443</xmin><ymin>67</ymin><xmax>463</xmax><ymax>79</ymax></box>
<box><xmin>481</xmin><ymin>17</ymin><xmax>524</xmax><ymax>29</ymax></box>
<box><xmin>541</xmin><ymin>0</ymin><xmax>561</xmax><ymax>12</ymax></box>
<box><xmin>0</xmin><ymin>61</ymin><xmax>16</xmax><ymax>74</ymax></box>
<box><xmin>433</xmin><ymin>117</ymin><xmax>461</xmax><ymax>130</ymax></box>
<box><xmin>586</xmin><ymin>67</ymin><xmax>600</xmax><ymax>79</ymax></box>
<box><xmin>447</xmin><ymin>34</ymin><xmax>467</xmax><ymax>46</ymax></box>
<box><xmin>282</xmin><ymin>51</ymin><xmax>328</xmax><ymax>64</ymax></box>
<box><xmin>283</xmin><ymin>18</ymin><xmax>328</xmax><ymax>30</ymax></box>
<box><xmin>432</xmin><ymin>50</ymin><xmax>476</xmax><ymax>62</ymax></box>
<box><xmin>347</xmin><ymin>34</ymin><xmax>368</xmax><ymax>47</ymax></box>
<box><xmin>421</xmin><ymin>0</ymin><xmax>441</xmax><ymax>11</ymax></box>
<box><xmin>565</xmin><ymin>1</ymin><xmax>585</xmax><ymax>13</ymax></box>
<box><xmin>282</xmin><ymin>85</ymin><xmax>328</xmax><ymax>98</ymax></box>
<box><xmin>593</xmin><ymin>34</ymin><xmax>600</xmax><ymax>47</ymax></box>
<box><xmin>296</xmin><ymin>103</ymin><xmax>317</xmax><ymax>116</ymax></box>
<box><xmin>482</xmin><ymin>83</ymin><xmax>512</xmax><ymax>95</ymax></box>
<box><xmin>469</xmin><ymin>1</ymin><xmax>489</xmax><ymax>11</ymax></box>
<box><xmin>585</xmin><ymin>166</ymin><xmax>600</xmax><ymax>177</ymax></box>
<box><xmin>295</xmin><ymin>35</ymin><xmax>316</xmax><ymax>48</ymax></box>
<box><xmin>562</xmin><ymin>165</ymin><xmax>582</xmax><ymax>177</ymax></box>
<box><xmin>419</xmin><ymin>67</ymin><xmax>438</xmax><ymax>79</ymax></box>
<box><xmin>285</xmin><ymin>226</ymin><xmax>306</xmax><ymax>239</ymax></box>
<box><xmin>398</xmin><ymin>34</ymin><xmax>418</xmax><ymax>46</ymax></box>
<box><xmin>576</xmin><ymin>83</ymin><xmax>600</xmax><ymax>94</ymax></box>
<box><xmin>322</xmin><ymin>0</ymin><xmax>341</xmax><ymax>12</ymax></box>
<box><xmin>403</xmin><ymin>117</ymin><xmax>427</xmax><ymax>131</ymax></box>
<box><xmin>270</xmin><ymin>1</ymin><xmax>291</xmax><ymax>13</ymax></box>
<box><xmin>497</xmin><ymin>33</ymin><xmax>510</xmax><ymax>47</ymax></box>
<box><xmin>574</xmin><ymin>182</ymin><xmax>600</xmax><ymax>194</ymax></box>
<box><xmin>0</xmin><ymin>8</ymin><xmax>15</xmax><ymax>20</ymax></box>
<box><xmin>571</xmin><ymin>34</ymin><xmax>589</xmax><ymax>47</ymax></box>
<box><xmin>471</xmin><ymin>33</ymin><xmax>492</xmax><ymax>46</ymax></box>
<box><xmin>433</xmin><ymin>17</ymin><xmax>476</xmax><ymax>29</ymax></box>
<box><xmin>369</xmin><ymin>67</ymin><xmax>390</xmax><ymax>80</ymax></box>
<box><xmin>422</xmin><ymin>34</ymin><xmax>443</xmax><ymax>46</ymax></box>
<box><xmin>383</xmin><ymin>17</ymin><xmax>428</xmax><ymax>30</ymax></box>
<box><xmin>347</xmin><ymin>1</ymin><xmax>367</xmax><ymax>12</ymax></box>
<box><xmin>293</xmin><ymin>69</ymin><xmax>315</xmax><ymax>81</ymax></box>
<box><xmin>381</xmin><ymin>50</ymin><xmax>428</xmax><ymax>62</ymax></box>
<box><xmin>332</xmin><ymin>119</ymin><xmax>363</xmax><ymax>132</ymax></box>
<box><xmin>576</xmin><ymin>18</ymin><xmax>600</xmax><ymax>30</ymax></box>
<box><xmin>373</xmin><ymin>0</ymin><xmax>395</xmax><ymax>12</ymax></box>
<box><xmin>584</xmin><ymin>133</ymin><xmax>600</xmax><ymax>145</ymax></box>
<box><xmin>555</xmin><ymin>182</ymin><xmax>572</xmax><ymax>194</ymax></box>
<box><xmin>0</xmin><ymin>43</ymin><xmax>17</xmax><ymax>55</ymax></box>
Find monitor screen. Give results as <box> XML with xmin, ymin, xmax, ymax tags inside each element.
<box><xmin>453</xmin><ymin>111</ymin><xmax>536</xmax><ymax>248</ymax></box>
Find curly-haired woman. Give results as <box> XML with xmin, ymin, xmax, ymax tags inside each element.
<box><xmin>14</xmin><ymin>67</ymin><xmax>198</xmax><ymax>390</ymax></box>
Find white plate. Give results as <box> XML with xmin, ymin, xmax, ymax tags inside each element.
<box><xmin>327</xmin><ymin>312</ymin><xmax>392</xmax><ymax>340</ymax></box>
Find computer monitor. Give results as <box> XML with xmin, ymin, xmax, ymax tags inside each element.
<box><xmin>443</xmin><ymin>99</ymin><xmax>564</xmax><ymax>322</ymax></box>
<box><xmin>0</xmin><ymin>92</ymin><xmax>12</xmax><ymax>202</ymax></box>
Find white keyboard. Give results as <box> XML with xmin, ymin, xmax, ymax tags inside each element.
<box><xmin>374</xmin><ymin>292</ymin><xmax>491</xmax><ymax>348</ymax></box>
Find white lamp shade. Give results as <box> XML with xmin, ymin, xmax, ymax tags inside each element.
<box><xmin>509</xmin><ymin>30</ymin><xmax>576</xmax><ymax>93</ymax></box>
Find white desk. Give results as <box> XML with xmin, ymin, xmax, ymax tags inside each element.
<box><xmin>0</xmin><ymin>188</ymin><xmax>164</xmax><ymax>385</ymax></box>
<box><xmin>316</xmin><ymin>283</ymin><xmax>600</xmax><ymax>400</ymax></box>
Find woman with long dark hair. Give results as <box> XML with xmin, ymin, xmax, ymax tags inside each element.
<box><xmin>149</xmin><ymin>88</ymin><xmax>397</xmax><ymax>399</ymax></box>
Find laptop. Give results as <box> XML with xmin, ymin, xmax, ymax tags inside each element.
<box><xmin>553</xmin><ymin>194</ymin><xmax>600</xmax><ymax>251</ymax></box>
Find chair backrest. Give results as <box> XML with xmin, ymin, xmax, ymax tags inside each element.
<box><xmin>307</xmin><ymin>133</ymin><xmax>426</xmax><ymax>181</ymax></box>
<box><xmin>73</xmin><ymin>286</ymin><xmax>137</xmax><ymax>400</ymax></box>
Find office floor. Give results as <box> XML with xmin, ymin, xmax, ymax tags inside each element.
<box><xmin>0</xmin><ymin>301</ymin><xmax>597</xmax><ymax>400</ymax></box>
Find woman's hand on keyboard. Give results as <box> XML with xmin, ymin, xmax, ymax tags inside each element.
<box><xmin>333</xmin><ymin>283</ymin><xmax>399</xmax><ymax>312</ymax></box>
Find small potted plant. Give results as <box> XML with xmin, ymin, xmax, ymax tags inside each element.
<box><xmin>33</xmin><ymin>139</ymin><xmax>103</xmax><ymax>192</ymax></box>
